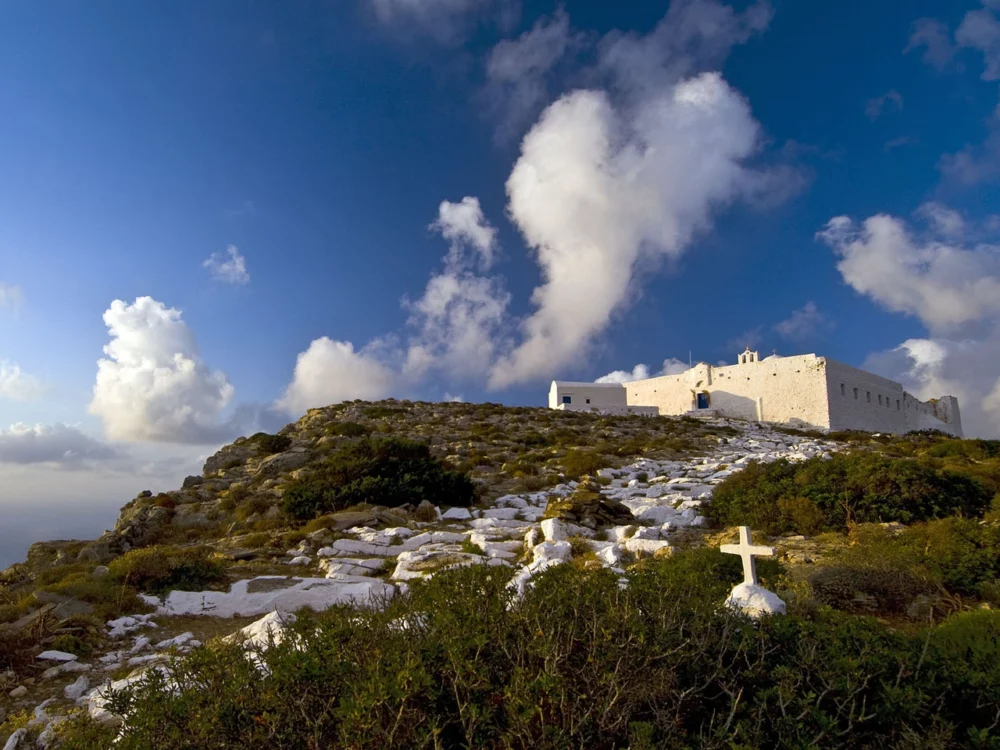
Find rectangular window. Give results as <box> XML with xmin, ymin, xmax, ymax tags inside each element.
<box><xmin>585</xmin><ymin>398</ymin><xmax>591</xmax><ymax>404</ymax></box>
<box><xmin>878</xmin><ymin>394</ymin><xmax>883</xmax><ymax>405</ymax></box>
<box><xmin>562</xmin><ymin>396</ymin><xmax>571</xmax><ymax>404</ymax></box>
<box><xmin>867</xmin><ymin>391</ymin><xmax>871</xmax><ymax>403</ymax></box>
<box><xmin>897</xmin><ymin>400</ymin><xmax>900</xmax><ymax>410</ymax></box>
<box><xmin>853</xmin><ymin>388</ymin><xmax>858</xmax><ymax>399</ymax></box>
<box><xmin>840</xmin><ymin>383</ymin><xmax>846</xmax><ymax>396</ymax></box>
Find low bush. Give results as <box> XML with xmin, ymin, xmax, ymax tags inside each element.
<box><xmin>560</xmin><ymin>448</ymin><xmax>607</xmax><ymax>478</ymax></box>
<box><xmin>245</xmin><ymin>432</ymin><xmax>292</xmax><ymax>455</ymax></box>
<box><xmin>55</xmin><ymin>555</ymin><xmax>1000</xmax><ymax>749</ymax></box>
<box><xmin>281</xmin><ymin>437</ymin><xmax>475</xmax><ymax>520</ymax></box>
<box><xmin>708</xmin><ymin>453</ymin><xmax>992</xmax><ymax>534</ymax></box>
<box><xmin>107</xmin><ymin>546</ymin><xmax>228</xmax><ymax>595</ymax></box>
<box><xmin>808</xmin><ymin>519</ymin><xmax>1000</xmax><ymax>616</ymax></box>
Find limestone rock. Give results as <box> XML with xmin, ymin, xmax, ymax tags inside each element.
<box><xmin>254</xmin><ymin>450</ymin><xmax>311</xmax><ymax>478</ymax></box>
<box><xmin>543</xmin><ymin>481</ymin><xmax>634</xmax><ymax>530</ymax></box>
<box><xmin>391</xmin><ymin>547</ymin><xmax>483</xmax><ymax>581</ymax></box>
<box><xmin>725</xmin><ymin>583</ymin><xmax>786</xmax><ymax>618</ymax></box>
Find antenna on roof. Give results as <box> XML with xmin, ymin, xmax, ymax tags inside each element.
<box><xmin>689</xmin><ymin>350</ymin><xmax>692</xmax><ymax>367</ymax></box>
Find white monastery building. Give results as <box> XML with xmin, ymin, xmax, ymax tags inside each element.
<box><xmin>549</xmin><ymin>350</ymin><xmax>963</xmax><ymax>437</ymax></box>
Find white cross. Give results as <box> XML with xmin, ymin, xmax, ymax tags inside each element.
<box><xmin>720</xmin><ymin>526</ymin><xmax>774</xmax><ymax>586</ymax></box>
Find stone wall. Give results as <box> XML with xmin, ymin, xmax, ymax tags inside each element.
<box><xmin>625</xmin><ymin>355</ymin><xmax>831</xmax><ymax>429</ymax></box>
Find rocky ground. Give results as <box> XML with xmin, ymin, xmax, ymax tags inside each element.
<box><xmin>1</xmin><ymin>402</ymin><xmax>848</xmax><ymax>746</ymax></box>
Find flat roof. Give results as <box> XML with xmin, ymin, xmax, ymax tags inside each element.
<box><xmin>551</xmin><ymin>381</ymin><xmax>627</xmax><ymax>388</ymax></box>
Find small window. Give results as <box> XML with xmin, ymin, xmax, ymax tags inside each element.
<box><xmin>897</xmin><ymin>400</ymin><xmax>901</xmax><ymax>410</ymax></box>
<box><xmin>562</xmin><ymin>396</ymin><xmax>571</xmax><ymax>405</ymax></box>
<box><xmin>878</xmin><ymin>394</ymin><xmax>882</xmax><ymax>405</ymax></box>
<box><xmin>840</xmin><ymin>383</ymin><xmax>846</xmax><ymax>396</ymax></box>
<box><xmin>853</xmin><ymin>388</ymin><xmax>858</xmax><ymax>399</ymax></box>
<box><xmin>866</xmin><ymin>391</ymin><xmax>871</xmax><ymax>403</ymax></box>
<box><xmin>585</xmin><ymin>398</ymin><xmax>591</xmax><ymax>404</ymax></box>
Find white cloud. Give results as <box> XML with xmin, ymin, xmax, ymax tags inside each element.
<box><xmin>89</xmin><ymin>297</ymin><xmax>236</xmax><ymax>443</ymax></box>
<box><xmin>491</xmin><ymin>68</ymin><xmax>790</xmax><ymax>387</ymax></box>
<box><xmin>817</xmin><ymin>211</ymin><xmax>1000</xmax><ymax>331</ymax></box>
<box><xmin>0</xmin><ymin>281</ymin><xmax>24</xmax><ymax>311</ymax></box>
<box><xmin>0</xmin><ymin>423</ymin><xmax>119</xmax><ymax>467</ymax></box>
<box><xmin>774</xmin><ymin>301</ymin><xmax>829</xmax><ymax>340</ymax></box>
<box><xmin>429</xmin><ymin>196</ymin><xmax>499</xmax><ymax>270</ymax></box>
<box><xmin>885</xmin><ymin>135</ymin><xmax>919</xmax><ymax>151</ymax></box>
<box><xmin>203</xmin><ymin>245</ymin><xmax>250</xmax><ymax>285</ymax></box>
<box><xmin>865</xmin><ymin>90</ymin><xmax>903</xmax><ymax>120</ymax></box>
<box><xmin>484</xmin><ymin>9</ymin><xmax>580</xmax><ymax>140</ymax></box>
<box><xmin>403</xmin><ymin>198</ymin><xmax>511</xmax><ymax>381</ymax></box>
<box><xmin>916</xmin><ymin>201</ymin><xmax>966</xmax><ymax>239</ymax></box>
<box><xmin>443</xmin><ymin>392</ymin><xmax>464</xmax><ymax>402</ymax></box>
<box><xmin>864</xmin><ymin>335</ymin><xmax>1000</xmax><ymax>438</ymax></box>
<box><xmin>275</xmin><ymin>337</ymin><xmax>397</xmax><ymax>414</ymax></box>
<box><xmin>957</xmin><ymin>5</ymin><xmax>1000</xmax><ymax>80</ymax></box>
<box><xmin>904</xmin><ymin>18</ymin><xmax>956</xmax><ymax>69</ymax></box>
<box><xmin>0</xmin><ymin>362</ymin><xmax>44</xmax><ymax>401</ymax></box>
<box><xmin>820</xmin><ymin>205</ymin><xmax>1000</xmax><ymax>437</ymax></box>
<box><xmin>596</xmin><ymin>358</ymin><xmax>688</xmax><ymax>383</ymax></box>
<box><xmin>277</xmin><ymin>198</ymin><xmax>511</xmax><ymax>415</ymax></box>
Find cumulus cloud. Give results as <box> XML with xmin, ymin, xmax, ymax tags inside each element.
<box><xmin>904</xmin><ymin>18</ymin><xmax>956</xmax><ymax>69</ymax></box>
<box><xmin>429</xmin><ymin>196</ymin><xmax>499</xmax><ymax>270</ymax></box>
<box><xmin>0</xmin><ymin>362</ymin><xmax>44</xmax><ymax>401</ymax></box>
<box><xmin>403</xmin><ymin>197</ymin><xmax>511</xmax><ymax>381</ymax></box>
<box><xmin>490</xmin><ymin>70</ymin><xmax>790</xmax><ymax>387</ymax></box>
<box><xmin>0</xmin><ymin>423</ymin><xmax>119</xmax><ymax>467</ymax></box>
<box><xmin>0</xmin><ymin>281</ymin><xmax>24</xmax><ymax>311</ymax></box>
<box><xmin>773</xmin><ymin>301</ymin><xmax>830</xmax><ymax>341</ymax></box>
<box><xmin>277</xmin><ymin>197</ymin><xmax>511</xmax><ymax>415</ymax></box>
<box><xmin>89</xmin><ymin>297</ymin><xmax>237</xmax><ymax>443</ymax></box>
<box><xmin>817</xmin><ymin>212</ymin><xmax>1000</xmax><ymax>331</ymax></box>
<box><xmin>596</xmin><ymin>358</ymin><xmax>688</xmax><ymax>383</ymax></box>
<box><xmin>203</xmin><ymin>245</ymin><xmax>250</xmax><ymax>285</ymax></box>
<box><xmin>820</xmin><ymin>205</ymin><xmax>1000</xmax><ymax>437</ymax></box>
<box><xmin>865</xmin><ymin>90</ymin><xmax>903</xmax><ymax>120</ymax></box>
<box><xmin>484</xmin><ymin>9</ymin><xmax>581</xmax><ymax>140</ymax></box>
<box><xmin>275</xmin><ymin>337</ymin><xmax>397</xmax><ymax>414</ymax></box>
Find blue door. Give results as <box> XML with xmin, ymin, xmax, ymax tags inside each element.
<box><xmin>696</xmin><ymin>393</ymin><xmax>709</xmax><ymax>409</ymax></box>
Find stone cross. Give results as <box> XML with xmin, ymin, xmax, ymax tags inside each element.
<box><xmin>720</xmin><ymin>526</ymin><xmax>774</xmax><ymax>586</ymax></box>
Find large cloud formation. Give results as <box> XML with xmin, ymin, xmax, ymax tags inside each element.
<box><xmin>818</xmin><ymin>206</ymin><xmax>1000</xmax><ymax>437</ymax></box>
<box><xmin>89</xmin><ymin>297</ymin><xmax>236</xmax><ymax>443</ymax></box>
<box><xmin>0</xmin><ymin>423</ymin><xmax>119</xmax><ymax>467</ymax></box>
<box><xmin>279</xmin><ymin>0</ymin><xmax>796</xmax><ymax>412</ymax></box>
<box><xmin>275</xmin><ymin>338</ymin><xmax>397</xmax><ymax>415</ymax></box>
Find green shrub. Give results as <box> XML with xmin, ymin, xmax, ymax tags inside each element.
<box><xmin>246</xmin><ymin>432</ymin><xmax>292</xmax><ymax>455</ymax></box>
<box><xmin>107</xmin><ymin>546</ymin><xmax>228</xmax><ymax>594</ymax></box>
<box><xmin>0</xmin><ymin>626</ymin><xmax>36</xmax><ymax>672</ymax></box>
<box><xmin>809</xmin><ymin>520</ymin><xmax>1000</xmax><ymax>614</ymax></box>
<box><xmin>560</xmin><ymin>448</ymin><xmax>607</xmax><ymax>478</ymax></box>
<box><xmin>709</xmin><ymin>453</ymin><xmax>992</xmax><ymax>534</ymax></box>
<box><xmin>281</xmin><ymin>437</ymin><xmax>475</xmax><ymax>520</ymax></box>
<box><xmin>55</xmin><ymin>557</ymin><xmax>1000</xmax><ymax>749</ymax></box>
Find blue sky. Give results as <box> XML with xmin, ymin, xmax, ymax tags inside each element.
<box><xmin>2</xmin><ymin>0</ymin><xmax>1000</xmax><ymax>563</ymax></box>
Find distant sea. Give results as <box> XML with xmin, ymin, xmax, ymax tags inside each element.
<box><xmin>0</xmin><ymin>503</ymin><xmax>121</xmax><ymax>570</ymax></box>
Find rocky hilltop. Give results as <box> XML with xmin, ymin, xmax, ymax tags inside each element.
<box><xmin>3</xmin><ymin>400</ymin><xmax>994</xmax><ymax>747</ymax></box>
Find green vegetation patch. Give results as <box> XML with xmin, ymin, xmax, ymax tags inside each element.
<box><xmin>708</xmin><ymin>452</ymin><xmax>992</xmax><ymax>535</ymax></box>
<box><xmin>55</xmin><ymin>553</ymin><xmax>1000</xmax><ymax>749</ymax></box>
<box><xmin>107</xmin><ymin>546</ymin><xmax>228</xmax><ymax>595</ymax></box>
<box><xmin>282</xmin><ymin>437</ymin><xmax>475</xmax><ymax>520</ymax></box>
